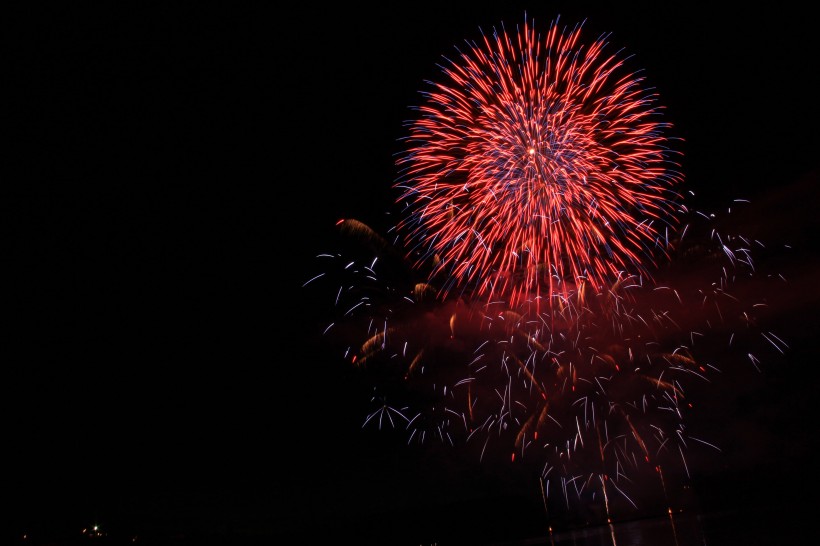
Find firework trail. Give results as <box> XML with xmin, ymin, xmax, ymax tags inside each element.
<box><xmin>304</xmin><ymin>15</ymin><xmax>789</xmax><ymax>525</ymax></box>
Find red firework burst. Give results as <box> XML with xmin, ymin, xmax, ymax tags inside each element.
<box><xmin>395</xmin><ymin>16</ymin><xmax>684</xmax><ymax>310</ymax></box>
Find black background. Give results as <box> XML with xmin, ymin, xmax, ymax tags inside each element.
<box><xmin>4</xmin><ymin>2</ymin><xmax>820</xmax><ymax>544</ymax></box>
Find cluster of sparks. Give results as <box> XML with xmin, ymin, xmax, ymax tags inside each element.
<box><xmin>304</xmin><ymin>15</ymin><xmax>788</xmax><ymax>523</ymax></box>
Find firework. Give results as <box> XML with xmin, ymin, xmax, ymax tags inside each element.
<box><xmin>308</xmin><ymin>211</ymin><xmax>786</xmax><ymax>524</ymax></box>
<box><xmin>304</xmin><ymin>15</ymin><xmax>788</xmax><ymax>527</ymax></box>
<box><xmin>394</xmin><ymin>15</ymin><xmax>684</xmax><ymax>312</ymax></box>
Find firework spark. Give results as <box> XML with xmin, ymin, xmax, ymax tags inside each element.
<box><xmin>308</xmin><ymin>209</ymin><xmax>786</xmax><ymax>522</ymax></box>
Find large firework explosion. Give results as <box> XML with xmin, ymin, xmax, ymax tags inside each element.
<box><xmin>394</xmin><ymin>15</ymin><xmax>684</xmax><ymax>312</ymax></box>
<box><xmin>304</xmin><ymin>15</ymin><xmax>788</xmax><ymax>526</ymax></box>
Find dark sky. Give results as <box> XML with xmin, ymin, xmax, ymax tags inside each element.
<box><xmin>4</xmin><ymin>2</ymin><xmax>820</xmax><ymax>544</ymax></box>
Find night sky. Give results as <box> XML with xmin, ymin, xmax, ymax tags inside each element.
<box><xmin>5</xmin><ymin>2</ymin><xmax>820</xmax><ymax>545</ymax></box>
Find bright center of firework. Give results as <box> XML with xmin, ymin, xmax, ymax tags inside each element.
<box><xmin>394</xmin><ymin>17</ymin><xmax>683</xmax><ymax>310</ymax></box>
